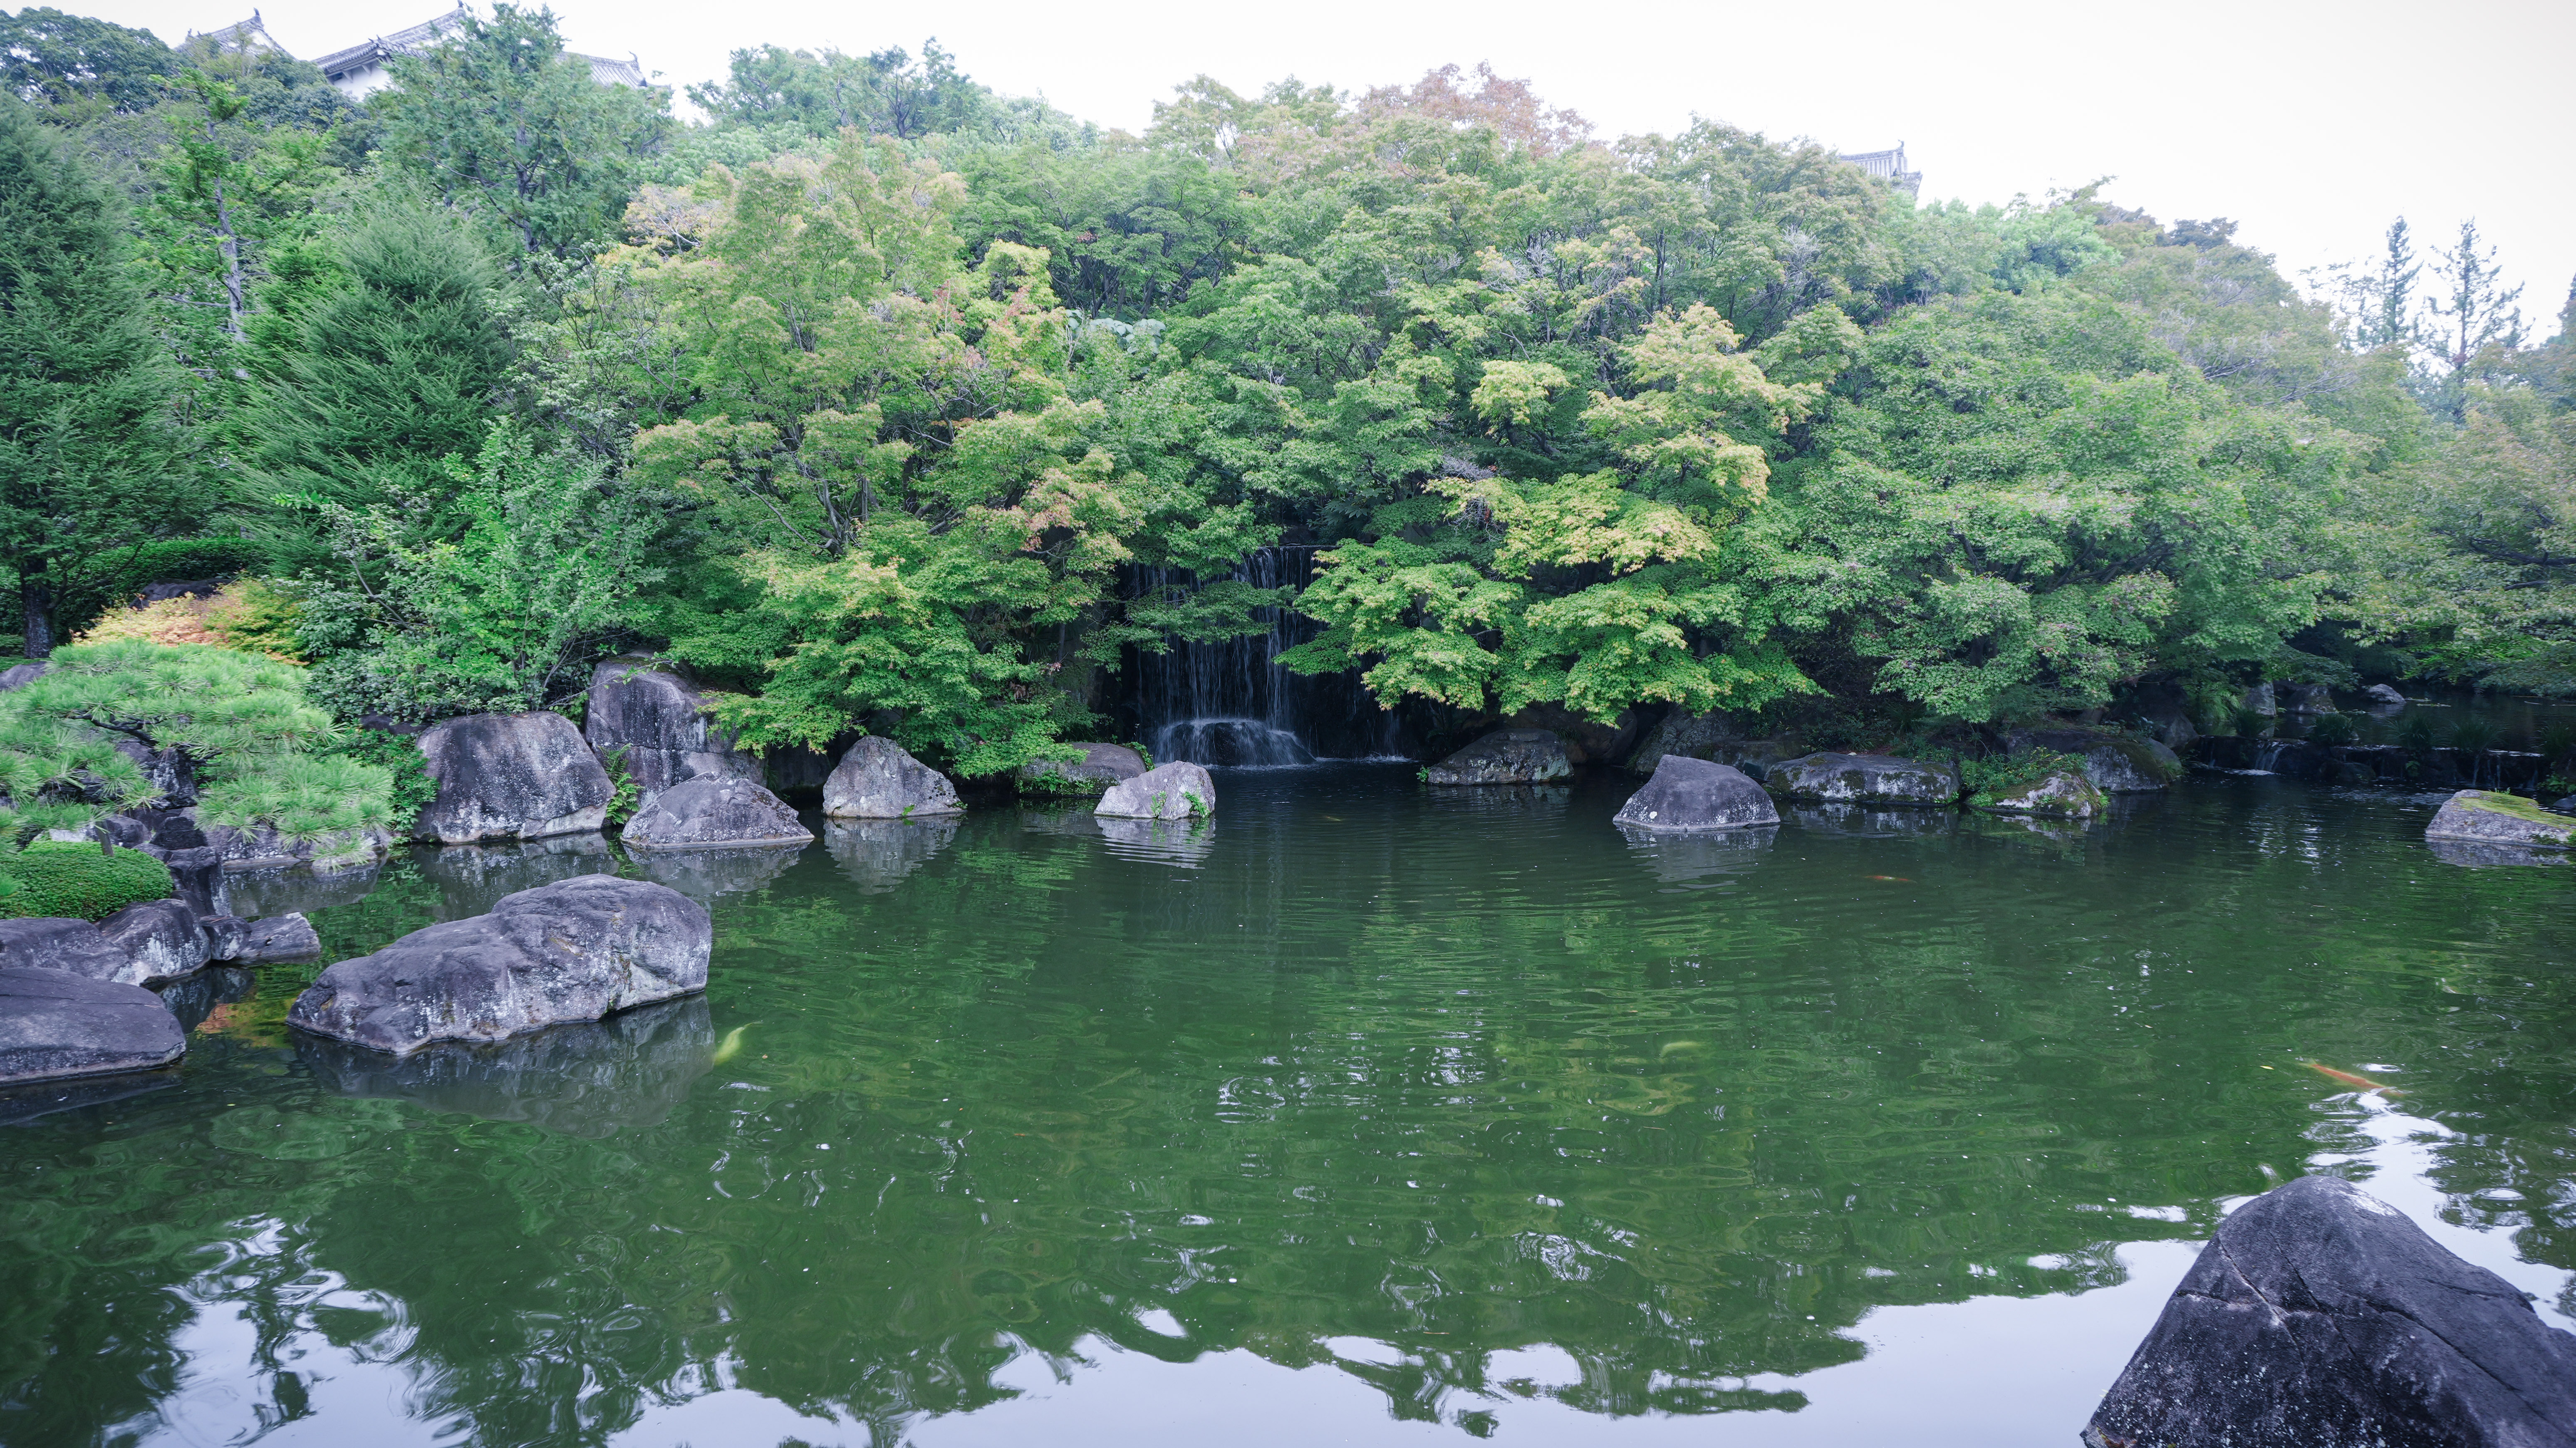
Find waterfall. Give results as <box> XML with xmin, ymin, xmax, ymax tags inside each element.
<box><xmin>2249</xmin><ymin>740</ymin><xmax>2288</xmax><ymax>774</ymax></box>
<box><xmin>1123</xmin><ymin>547</ymin><xmax>1404</xmax><ymax>767</ymax></box>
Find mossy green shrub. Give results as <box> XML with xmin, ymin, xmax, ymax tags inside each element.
<box><xmin>2305</xmin><ymin>712</ymin><xmax>2357</xmax><ymax>747</ymax></box>
<box><xmin>1961</xmin><ymin>748</ymin><xmax>2088</xmax><ymax>809</ymax></box>
<box><xmin>0</xmin><ymin>842</ymin><xmax>175</xmax><ymax>921</ymax></box>
<box><xmin>1020</xmin><ymin>765</ymin><xmax>1111</xmax><ymax>798</ymax></box>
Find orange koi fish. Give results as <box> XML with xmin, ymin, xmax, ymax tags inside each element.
<box><xmin>2304</xmin><ymin>1062</ymin><xmax>2404</xmax><ymax>1097</ymax></box>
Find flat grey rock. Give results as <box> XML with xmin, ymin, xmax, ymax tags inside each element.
<box><xmin>0</xmin><ymin>917</ymin><xmax>132</xmax><ymax>980</ymax></box>
<box><xmin>622</xmin><ymin>775</ymin><xmax>812</xmax><ymax>851</ymax></box>
<box><xmin>96</xmin><ymin>899</ymin><xmax>208</xmax><ymax>986</ymax></box>
<box><xmin>0</xmin><ymin>967</ymin><xmax>185</xmax><ymax>1087</ymax></box>
<box><xmin>1426</xmin><ymin>728</ymin><xmax>1570</xmax><ymax>785</ymax></box>
<box><xmin>1613</xmin><ymin>756</ymin><xmax>1779</xmax><ymax>832</ymax></box>
<box><xmin>415</xmin><ymin>712</ymin><xmax>613</xmax><ymax>844</ymax></box>
<box><xmin>821</xmin><ymin>737</ymin><xmax>964</xmax><ymax>819</ymax></box>
<box><xmin>235</xmin><ymin>914</ymin><xmax>321</xmax><ymax>962</ymax></box>
<box><xmin>1765</xmin><ymin>752</ymin><xmax>1959</xmax><ymax>806</ymax></box>
<box><xmin>2425</xmin><ymin>791</ymin><xmax>2573</xmax><ymax>850</ymax></box>
<box><xmin>2086</xmin><ymin>1174</ymin><xmax>2576</xmax><ymax>1448</ymax></box>
<box><xmin>1096</xmin><ymin>762</ymin><xmax>1216</xmax><ymax>820</ymax></box>
<box><xmin>287</xmin><ymin>875</ymin><xmax>711</xmax><ymax>1055</ymax></box>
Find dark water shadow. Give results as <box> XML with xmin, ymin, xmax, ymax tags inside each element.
<box><xmin>416</xmin><ymin>836</ymin><xmax>616</xmax><ymax>921</ymax></box>
<box><xmin>155</xmin><ymin>966</ymin><xmax>256</xmax><ymax>1033</ymax></box>
<box><xmin>295</xmin><ymin>995</ymin><xmax>714</xmax><ymax>1138</ymax></box>
<box><xmin>824</xmin><ymin>818</ymin><xmax>961</xmax><ymax>893</ymax></box>
<box><xmin>0</xmin><ymin>1069</ymin><xmax>181</xmax><ymax>1126</ymax></box>
<box><xmin>1618</xmin><ymin>823</ymin><xmax>1776</xmax><ymax>886</ymax></box>
<box><xmin>1096</xmin><ymin>816</ymin><xmax>1215</xmax><ymax>868</ymax></box>
<box><xmin>223</xmin><ymin>866</ymin><xmax>381</xmax><ymax>921</ymax></box>
<box><xmin>1016</xmin><ymin>806</ymin><xmax>1105</xmax><ymax>840</ymax></box>
<box><xmin>1423</xmin><ymin>784</ymin><xmax>1573</xmax><ymax>817</ymax></box>
<box><xmin>1786</xmin><ymin>802</ymin><xmax>1959</xmax><ymax>839</ymax></box>
<box><xmin>632</xmin><ymin>845</ymin><xmax>806</xmax><ymax>903</ymax></box>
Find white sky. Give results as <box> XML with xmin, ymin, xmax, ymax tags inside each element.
<box><xmin>89</xmin><ymin>0</ymin><xmax>2576</xmax><ymax>333</ymax></box>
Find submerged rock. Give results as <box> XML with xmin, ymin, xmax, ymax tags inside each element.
<box><xmin>0</xmin><ymin>967</ymin><xmax>186</xmax><ymax>1087</ymax></box>
<box><xmin>2425</xmin><ymin>790</ymin><xmax>2574</xmax><ymax>851</ymax></box>
<box><xmin>415</xmin><ymin>712</ymin><xmax>614</xmax><ymax>844</ymax></box>
<box><xmin>2011</xmin><ymin>727</ymin><xmax>2184</xmax><ymax>794</ymax></box>
<box><xmin>582</xmin><ymin>657</ymin><xmax>763</xmax><ymax>812</ymax></box>
<box><xmin>1971</xmin><ymin>768</ymin><xmax>2105</xmax><ymax>818</ymax></box>
<box><xmin>621</xmin><ymin>775</ymin><xmax>813</xmax><ymax>852</ymax></box>
<box><xmin>0</xmin><ymin>917</ymin><xmax>134</xmax><ymax>981</ymax></box>
<box><xmin>1096</xmin><ymin>761</ymin><xmax>1217</xmax><ymax>820</ymax></box>
<box><xmin>1018</xmin><ymin>743</ymin><xmax>1147</xmax><ymax>796</ymax></box>
<box><xmin>2084</xmin><ymin>1173</ymin><xmax>2576</xmax><ymax>1448</ymax></box>
<box><xmin>821</xmin><ymin>737</ymin><xmax>964</xmax><ymax>819</ymax></box>
<box><xmin>300</xmin><ymin>994</ymin><xmax>714</xmax><ymax>1139</ymax></box>
<box><xmin>94</xmin><ymin>899</ymin><xmax>208</xmax><ymax>986</ymax></box>
<box><xmin>1764</xmin><ymin>752</ymin><xmax>1958</xmax><ymax>806</ymax></box>
<box><xmin>1426</xmin><ymin>728</ymin><xmax>1570</xmax><ymax>785</ymax></box>
<box><xmin>287</xmin><ymin>875</ymin><xmax>711</xmax><ymax>1055</ymax></box>
<box><xmin>1613</xmin><ymin>757</ymin><xmax>1779</xmax><ymax>832</ymax></box>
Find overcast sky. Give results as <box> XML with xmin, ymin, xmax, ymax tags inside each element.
<box><xmin>88</xmin><ymin>0</ymin><xmax>2576</xmax><ymax>332</ymax></box>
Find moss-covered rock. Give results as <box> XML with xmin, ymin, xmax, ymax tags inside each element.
<box><xmin>1970</xmin><ymin>769</ymin><xmax>2106</xmax><ymax>818</ymax></box>
<box><xmin>1764</xmin><ymin>752</ymin><xmax>1959</xmax><ymax>806</ymax></box>
<box><xmin>2010</xmin><ymin>727</ymin><xmax>2183</xmax><ymax>793</ymax></box>
<box><xmin>0</xmin><ymin>843</ymin><xmax>176</xmax><ymax>922</ymax></box>
<box><xmin>2424</xmin><ymin>791</ymin><xmax>2575</xmax><ymax>850</ymax></box>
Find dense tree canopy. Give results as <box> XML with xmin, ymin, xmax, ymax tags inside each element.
<box><xmin>1</xmin><ymin>0</ymin><xmax>2567</xmax><ymax>767</ymax></box>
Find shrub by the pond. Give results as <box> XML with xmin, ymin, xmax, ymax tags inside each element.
<box><xmin>0</xmin><ymin>842</ymin><xmax>174</xmax><ymax>921</ymax></box>
<box><xmin>2306</xmin><ymin>713</ymin><xmax>2357</xmax><ymax>748</ymax></box>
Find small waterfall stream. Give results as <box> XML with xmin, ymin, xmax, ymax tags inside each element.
<box><xmin>1123</xmin><ymin>548</ymin><xmax>1406</xmax><ymax>767</ymax></box>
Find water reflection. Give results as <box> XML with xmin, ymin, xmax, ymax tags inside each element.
<box><xmin>632</xmin><ymin>844</ymin><xmax>807</xmax><ymax>901</ymax></box>
<box><xmin>297</xmin><ymin>996</ymin><xmax>713</xmax><ymax>1137</ymax></box>
<box><xmin>223</xmin><ymin>864</ymin><xmax>380</xmax><ymax>920</ymax></box>
<box><xmin>155</xmin><ymin>965</ymin><xmax>255</xmax><ymax>1032</ymax></box>
<box><xmin>1618</xmin><ymin>821</ymin><xmax>1774</xmax><ymax>884</ymax></box>
<box><xmin>1423</xmin><ymin>783</ymin><xmax>1572</xmax><ymax>817</ymax></box>
<box><xmin>0</xmin><ymin>1069</ymin><xmax>178</xmax><ymax>1126</ymax></box>
<box><xmin>417</xmin><ymin>836</ymin><xmax>616</xmax><ymax>919</ymax></box>
<box><xmin>825</xmin><ymin>817</ymin><xmax>960</xmax><ymax>892</ymax></box>
<box><xmin>2425</xmin><ymin>838</ymin><xmax>2569</xmax><ymax>869</ymax></box>
<box><xmin>1096</xmin><ymin>815</ymin><xmax>1215</xmax><ymax>867</ymax></box>
<box><xmin>1785</xmin><ymin>802</ymin><xmax>1957</xmax><ymax>838</ymax></box>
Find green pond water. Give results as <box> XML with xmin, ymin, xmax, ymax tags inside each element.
<box><xmin>3</xmin><ymin>767</ymin><xmax>2573</xmax><ymax>1446</ymax></box>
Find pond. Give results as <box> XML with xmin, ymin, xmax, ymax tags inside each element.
<box><xmin>2</xmin><ymin>767</ymin><xmax>2571</xmax><ymax>1446</ymax></box>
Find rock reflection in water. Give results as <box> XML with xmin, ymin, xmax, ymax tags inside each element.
<box><xmin>0</xmin><ymin>1069</ymin><xmax>180</xmax><ymax>1125</ymax></box>
<box><xmin>296</xmin><ymin>995</ymin><xmax>713</xmax><ymax>1138</ymax></box>
<box><xmin>1964</xmin><ymin>811</ymin><xmax>2100</xmax><ymax>847</ymax></box>
<box><xmin>1096</xmin><ymin>815</ymin><xmax>1214</xmax><ymax>867</ymax></box>
<box><xmin>223</xmin><ymin>866</ymin><xmax>379</xmax><ymax>921</ymax></box>
<box><xmin>632</xmin><ymin>844</ymin><xmax>806</xmax><ymax>902</ymax></box>
<box><xmin>1619</xmin><ymin>822</ymin><xmax>1775</xmax><ymax>885</ymax></box>
<box><xmin>155</xmin><ymin>966</ymin><xmax>256</xmax><ymax>1033</ymax></box>
<box><xmin>2427</xmin><ymin>838</ymin><xmax>2569</xmax><ymax>869</ymax></box>
<box><xmin>824</xmin><ymin>818</ymin><xmax>959</xmax><ymax>892</ymax></box>
<box><xmin>1786</xmin><ymin>802</ymin><xmax>1959</xmax><ymax>839</ymax></box>
<box><xmin>1424</xmin><ymin>784</ymin><xmax>1572</xmax><ymax>817</ymax></box>
<box><xmin>418</xmin><ymin>836</ymin><xmax>615</xmax><ymax>920</ymax></box>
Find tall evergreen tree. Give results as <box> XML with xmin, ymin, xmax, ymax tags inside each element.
<box><xmin>239</xmin><ymin>201</ymin><xmax>510</xmax><ymax>570</ymax></box>
<box><xmin>0</xmin><ymin>98</ymin><xmax>201</xmax><ymax>657</ymax></box>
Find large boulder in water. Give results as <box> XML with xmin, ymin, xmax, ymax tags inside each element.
<box><xmin>1627</xmin><ymin>708</ymin><xmax>1745</xmax><ymax>776</ymax></box>
<box><xmin>2364</xmin><ymin>682</ymin><xmax>2408</xmax><ymax>713</ymax></box>
<box><xmin>1970</xmin><ymin>766</ymin><xmax>2105</xmax><ymax>818</ymax></box>
<box><xmin>287</xmin><ymin>875</ymin><xmax>711</xmax><ymax>1055</ymax></box>
<box><xmin>820</xmin><ymin>737</ymin><xmax>964</xmax><ymax>819</ymax></box>
<box><xmin>582</xmin><ymin>657</ymin><xmax>764</xmax><ymax>812</ymax></box>
<box><xmin>94</xmin><ymin>899</ymin><xmax>209</xmax><ymax>986</ymax></box>
<box><xmin>1426</xmin><ymin>728</ymin><xmax>1570</xmax><ymax>785</ymax></box>
<box><xmin>620</xmin><ymin>775</ymin><xmax>813</xmax><ymax>852</ymax></box>
<box><xmin>1612</xmin><ymin>757</ymin><xmax>1779</xmax><ymax>832</ymax></box>
<box><xmin>2012</xmin><ymin>726</ymin><xmax>2184</xmax><ymax>793</ymax></box>
<box><xmin>415</xmin><ymin>712</ymin><xmax>613</xmax><ymax>844</ymax></box>
<box><xmin>1764</xmin><ymin>752</ymin><xmax>1958</xmax><ymax>806</ymax></box>
<box><xmin>1018</xmin><ymin>743</ymin><xmax>1146</xmax><ymax>797</ymax></box>
<box><xmin>0</xmin><ymin>967</ymin><xmax>186</xmax><ymax>1086</ymax></box>
<box><xmin>2084</xmin><ymin>1174</ymin><xmax>2576</xmax><ymax>1448</ymax></box>
<box><xmin>1097</xmin><ymin>761</ymin><xmax>1216</xmax><ymax>820</ymax></box>
<box><xmin>2425</xmin><ymin>790</ymin><xmax>2574</xmax><ymax>851</ymax></box>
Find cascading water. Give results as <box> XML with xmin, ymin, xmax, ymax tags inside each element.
<box><xmin>1124</xmin><ymin>547</ymin><xmax>1407</xmax><ymax>767</ymax></box>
